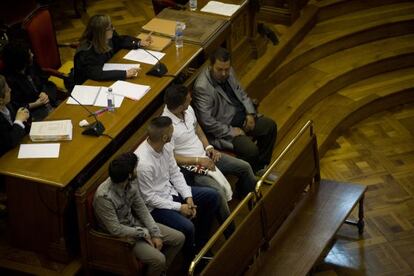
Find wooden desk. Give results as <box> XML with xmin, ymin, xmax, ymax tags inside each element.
<box><xmin>0</xmin><ymin>43</ymin><xmax>201</xmax><ymax>262</ymax></box>
<box><xmin>158</xmin><ymin>0</ymin><xmax>266</xmax><ymax>73</ymax></box>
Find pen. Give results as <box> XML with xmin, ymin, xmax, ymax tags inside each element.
<box><xmin>88</xmin><ymin>107</ymin><xmax>108</xmax><ymax>117</ymax></box>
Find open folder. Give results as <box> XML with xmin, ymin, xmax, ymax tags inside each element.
<box><xmin>66</xmin><ymin>85</ymin><xmax>124</xmax><ymax>108</ymax></box>
<box><xmin>138</xmin><ymin>33</ymin><xmax>171</xmax><ymax>52</ymax></box>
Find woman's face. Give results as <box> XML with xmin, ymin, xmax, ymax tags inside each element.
<box><xmin>105</xmin><ymin>22</ymin><xmax>114</xmax><ymax>41</ymax></box>
<box><xmin>0</xmin><ymin>82</ymin><xmax>11</xmax><ymax>107</ymax></box>
<box><xmin>28</xmin><ymin>49</ymin><xmax>34</xmax><ymax>66</ymax></box>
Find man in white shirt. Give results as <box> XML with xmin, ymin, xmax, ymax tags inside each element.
<box><xmin>134</xmin><ymin>116</ymin><xmax>219</xmax><ymax>257</ymax></box>
<box><xmin>162</xmin><ymin>84</ymin><xmax>257</xmax><ymax>234</ymax></box>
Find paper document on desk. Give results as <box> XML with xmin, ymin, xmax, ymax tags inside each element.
<box><xmin>201</xmin><ymin>1</ymin><xmax>241</xmax><ymax>17</ymax></box>
<box><xmin>123</xmin><ymin>49</ymin><xmax>165</xmax><ymax>65</ymax></box>
<box><xmin>103</xmin><ymin>63</ymin><xmax>140</xmax><ymax>71</ymax></box>
<box><xmin>18</xmin><ymin>143</ymin><xmax>60</xmax><ymax>159</ymax></box>
<box><xmin>110</xmin><ymin>80</ymin><xmax>150</xmax><ymax>101</ymax></box>
<box><xmin>66</xmin><ymin>85</ymin><xmax>103</xmax><ymax>105</ymax></box>
<box><xmin>66</xmin><ymin>85</ymin><xmax>124</xmax><ymax>108</ymax></box>
<box><xmin>30</xmin><ymin>120</ymin><xmax>73</xmax><ymax>142</ymax></box>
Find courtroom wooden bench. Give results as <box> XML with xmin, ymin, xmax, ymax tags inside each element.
<box><xmin>189</xmin><ymin>120</ymin><xmax>367</xmax><ymax>276</ymax></box>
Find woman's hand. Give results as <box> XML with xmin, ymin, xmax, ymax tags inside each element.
<box><xmin>126</xmin><ymin>67</ymin><xmax>140</xmax><ymax>78</ymax></box>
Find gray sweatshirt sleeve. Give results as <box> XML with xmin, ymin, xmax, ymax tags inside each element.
<box><xmin>94</xmin><ymin>195</ymin><xmax>150</xmax><ymax>239</ymax></box>
<box><xmin>130</xmin><ymin>185</ymin><xmax>162</xmax><ymax>238</ymax></box>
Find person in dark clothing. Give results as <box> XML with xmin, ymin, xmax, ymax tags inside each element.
<box><xmin>0</xmin><ymin>75</ymin><xmax>30</xmax><ymax>157</ymax></box>
<box><xmin>74</xmin><ymin>14</ymin><xmax>151</xmax><ymax>85</ymax></box>
<box><xmin>192</xmin><ymin>47</ymin><xmax>277</xmax><ymax>173</ymax></box>
<box><xmin>3</xmin><ymin>42</ymin><xmax>57</xmax><ymax>121</ymax></box>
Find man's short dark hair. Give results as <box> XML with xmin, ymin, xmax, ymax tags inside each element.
<box><xmin>210</xmin><ymin>47</ymin><xmax>231</xmax><ymax>65</ymax></box>
<box><xmin>147</xmin><ymin>116</ymin><xmax>172</xmax><ymax>142</ymax></box>
<box><xmin>109</xmin><ymin>152</ymin><xmax>138</xmax><ymax>183</ymax></box>
<box><xmin>164</xmin><ymin>84</ymin><xmax>189</xmax><ymax>110</ymax></box>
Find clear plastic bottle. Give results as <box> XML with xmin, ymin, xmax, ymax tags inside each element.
<box><xmin>189</xmin><ymin>0</ymin><xmax>197</xmax><ymax>11</ymax></box>
<box><xmin>107</xmin><ymin>87</ymin><xmax>115</xmax><ymax>112</ymax></box>
<box><xmin>175</xmin><ymin>22</ymin><xmax>184</xmax><ymax>48</ymax></box>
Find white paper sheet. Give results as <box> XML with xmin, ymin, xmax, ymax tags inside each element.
<box><xmin>123</xmin><ymin>49</ymin><xmax>165</xmax><ymax>65</ymax></box>
<box><xmin>103</xmin><ymin>63</ymin><xmax>140</xmax><ymax>71</ymax></box>
<box><xmin>201</xmin><ymin>1</ymin><xmax>241</xmax><ymax>17</ymax></box>
<box><xmin>110</xmin><ymin>80</ymin><xmax>150</xmax><ymax>101</ymax></box>
<box><xmin>18</xmin><ymin>143</ymin><xmax>60</xmax><ymax>159</ymax></box>
<box><xmin>94</xmin><ymin>90</ymin><xmax>124</xmax><ymax>108</ymax></box>
<box><xmin>66</xmin><ymin>85</ymin><xmax>103</xmax><ymax>105</ymax></box>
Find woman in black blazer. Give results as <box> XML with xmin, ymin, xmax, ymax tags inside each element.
<box><xmin>74</xmin><ymin>14</ymin><xmax>151</xmax><ymax>85</ymax></box>
<box><xmin>0</xmin><ymin>75</ymin><xmax>30</xmax><ymax>156</ymax></box>
<box><xmin>3</xmin><ymin>42</ymin><xmax>57</xmax><ymax>121</ymax></box>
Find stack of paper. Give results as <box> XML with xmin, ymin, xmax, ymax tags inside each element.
<box><xmin>123</xmin><ymin>49</ymin><xmax>166</xmax><ymax>65</ymax></box>
<box><xmin>103</xmin><ymin>63</ymin><xmax>140</xmax><ymax>71</ymax></box>
<box><xmin>110</xmin><ymin>81</ymin><xmax>150</xmax><ymax>101</ymax></box>
<box><xmin>30</xmin><ymin>120</ymin><xmax>73</xmax><ymax>142</ymax></box>
<box><xmin>18</xmin><ymin>143</ymin><xmax>60</xmax><ymax>159</ymax></box>
<box><xmin>201</xmin><ymin>1</ymin><xmax>241</xmax><ymax>17</ymax></box>
<box><xmin>66</xmin><ymin>85</ymin><xmax>124</xmax><ymax>108</ymax></box>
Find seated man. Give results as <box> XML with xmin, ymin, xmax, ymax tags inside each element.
<box><xmin>162</xmin><ymin>84</ymin><xmax>256</xmax><ymax>232</ymax></box>
<box><xmin>192</xmin><ymin>47</ymin><xmax>277</xmax><ymax>173</ymax></box>
<box><xmin>93</xmin><ymin>152</ymin><xmax>184</xmax><ymax>276</ymax></box>
<box><xmin>134</xmin><ymin>116</ymin><xmax>219</xmax><ymax>257</ymax></box>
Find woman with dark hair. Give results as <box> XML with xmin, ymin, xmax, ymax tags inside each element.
<box><xmin>74</xmin><ymin>14</ymin><xmax>151</xmax><ymax>85</ymax></box>
<box><xmin>2</xmin><ymin>42</ymin><xmax>57</xmax><ymax>121</ymax></box>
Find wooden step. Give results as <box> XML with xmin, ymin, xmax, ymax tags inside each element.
<box><xmin>271</xmin><ymin>67</ymin><xmax>414</xmax><ymax>161</ymax></box>
<box><xmin>259</xmin><ymin>34</ymin><xmax>414</xmax><ymax>144</ymax></box>
<box><xmin>313</xmin><ymin>0</ymin><xmax>413</xmax><ymax>21</ymax></box>
<box><xmin>274</xmin><ymin>3</ymin><xmax>414</xmax><ymax>84</ymax></box>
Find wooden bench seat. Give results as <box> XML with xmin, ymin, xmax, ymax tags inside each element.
<box><xmin>256</xmin><ymin>179</ymin><xmax>366</xmax><ymax>276</ymax></box>
<box><xmin>190</xmin><ymin>120</ymin><xmax>367</xmax><ymax>276</ymax></box>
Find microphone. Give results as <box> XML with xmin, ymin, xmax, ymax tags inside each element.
<box><xmin>132</xmin><ymin>38</ymin><xmax>168</xmax><ymax>77</ymax></box>
<box><xmin>68</xmin><ymin>93</ymin><xmax>105</xmax><ymax>137</ymax></box>
<box><xmin>142</xmin><ymin>48</ymin><xmax>168</xmax><ymax>77</ymax></box>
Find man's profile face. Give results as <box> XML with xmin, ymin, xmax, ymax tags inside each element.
<box><xmin>211</xmin><ymin>59</ymin><xmax>231</xmax><ymax>83</ymax></box>
<box><xmin>181</xmin><ymin>93</ymin><xmax>192</xmax><ymax>112</ymax></box>
<box><xmin>163</xmin><ymin>125</ymin><xmax>174</xmax><ymax>144</ymax></box>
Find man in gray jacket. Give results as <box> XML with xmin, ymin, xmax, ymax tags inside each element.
<box><xmin>93</xmin><ymin>152</ymin><xmax>184</xmax><ymax>276</ymax></box>
<box><xmin>192</xmin><ymin>47</ymin><xmax>277</xmax><ymax>172</ymax></box>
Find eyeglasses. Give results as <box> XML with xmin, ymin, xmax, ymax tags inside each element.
<box><xmin>105</xmin><ymin>25</ymin><xmax>114</xmax><ymax>31</ymax></box>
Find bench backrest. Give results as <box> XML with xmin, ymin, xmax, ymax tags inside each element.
<box><xmin>193</xmin><ymin>121</ymin><xmax>318</xmax><ymax>276</ymax></box>
<box><xmin>201</xmin><ymin>193</ymin><xmax>265</xmax><ymax>276</ymax></box>
<box><xmin>262</xmin><ymin>134</ymin><xmax>320</xmax><ymax>240</ymax></box>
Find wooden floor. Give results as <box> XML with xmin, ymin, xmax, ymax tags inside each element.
<box><xmin>316</xmin><ymin>103</ymin><xmax>414</xmax><ymax>275</ymax></box>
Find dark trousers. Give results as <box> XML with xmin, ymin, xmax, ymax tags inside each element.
<box><xmin>232</xmin><ymin>116</ymin><xmax>277</xmax><ymax>172</ymax></box>
<box><xmin>151</xmin><ymin>186</ymin><xmax>219</xmax><ymax>256</ymax></box>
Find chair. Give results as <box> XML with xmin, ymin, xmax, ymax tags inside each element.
<box><xmin>75</xmin><ymin>176</ymin><xmax>143</xmax><ymax>275</ymax></box>
<box><xmin>151</xmin><ymin>0</ymin><xmax>187</xmax><ymax>15</ymax></box>
<box><xmin>22</xmin><ymin>6</ymin><xmax>76</xmax><ymax>93</ymax></box>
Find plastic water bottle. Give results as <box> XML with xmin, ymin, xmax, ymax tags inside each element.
<box><xmin>175</xmin><ymin>22</ymin><xmax>184</xmax><ymax>49</ymax></box>
<box><xmin>189</xmin><ymin>0</ymin><xmax>197</xmax><ymax>11</ymax></box>
<box><xmin>107</xmin><ymin>87</ymin><xmax>115</xmax><ymax>112</ymax></box>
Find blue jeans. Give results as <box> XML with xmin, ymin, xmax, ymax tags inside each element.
<box><xmin>151</xmin><ymin>186</ymin><xmax>219</xmax><ymax>256</ymax></box>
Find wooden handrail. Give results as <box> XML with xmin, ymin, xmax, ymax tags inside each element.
<box><xmin>188</xmin><ymin>192</ymin><xmax>255</xmax><ymax>275</ymax></box>
<box><xmin>255</xmin><ymin>120</ymin><xmax>314</xmax><ymax>195</ymax></box>
<box><xmin>188</xmin><ymin>120</ymin><xmax>314</xmax><ymax>275</ymax></box>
